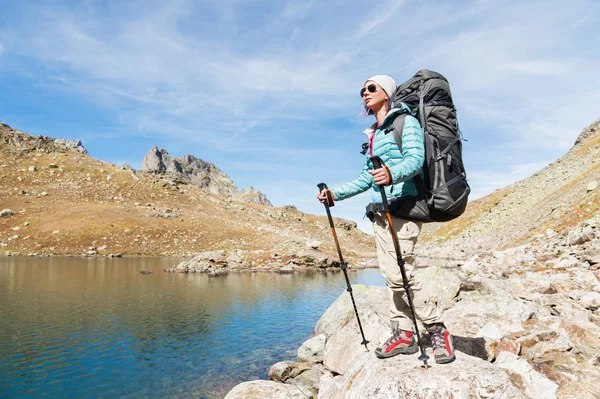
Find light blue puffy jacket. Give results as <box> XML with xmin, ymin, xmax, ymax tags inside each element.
<box><xmin>331</xmin><ymin>103</ymin><xmax>424</xmax><ymax>204</ymax></box>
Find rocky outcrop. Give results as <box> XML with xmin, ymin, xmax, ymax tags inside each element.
<box><xmin>0</xmin><ymin>121</ymin><xmax>88</xmax><ymax>155</ymax></box>
<box><xmin>141</xmin><ymin>146</ymin><xmax>238</xmax><ymax>196</ymax></box>
<box><xmin>52</xmin><ymin>138</ymin><xmax>87</xmax><ymax>154</ymax></box>
<box><xmin>164</xmin><ymin>248</ymin><xmax>344</xmax><ymax>275</ymax></box>
<box><xmin>231</xmin><ymin>185</ymin><xmax>272</xmax><ymax>206</ymax></box>
<box><xmin>225</xmin><ymin>212</ymin><xmax>600</xmax><ymax>398</ymax></box>
<box><xmin>140</xmin><ymin>146</ymin><xmax>272</xmax><ymax>206</ymax></box>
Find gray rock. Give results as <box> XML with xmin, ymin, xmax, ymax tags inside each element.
<box><xmin>495</xmin><ymin>351</ymin><xmax>558</xmax><ymax>399</ymax></box>
<box><xmin>287</xmin><ymin>363</ymin><xmax>331</xmax><ymax>398</ymax></box>
<box><xmin>444</xmin><ymin>291</ymin><xmax>541</xmax><ymax>339</ymax></box>
<box><xmin>268</xmin><ymin>361</ymin><xmax>311</xmax><ymax>382</ymax></box>
<box><xmin>0</xmin><ymin>209</ymin><xmax>13</xmax><ymax>217</ymax></box>
<box><xmin>580</xmin><ymin>292</ymin><xmax>600</xmax><ymax>310</ymax></box>
<box><xmin>277</xmin><ymin>265</ymin><xmax>298</xmax><ymax>274</ymax></box>
<box><xmin>567</xmin><ymin>227</ymin><xmax>596</xmax><ymax>246</ymax></box>
<box><xmin>223</xmin><ymin>380</ymin><xmax>306</xmax><ymax>399</ymax></box>
<box><xmin>414</xmin><ymin>266</ymin><xmax>461</xmax><ymax>311</ymax></box>
<box><xmin>584</xmin><ymin>250</ymin><xmax>600</xmax><ymax>265</ymax></box>
<box><xmin>318</xmin><ymin>351</ymin><xmax>529</xmax><ymax>399</ymax></box>
<box><xmin>305</xmin><ymin>239</ymin><xmax>321</xmax><ymax>250</ymax></box>
<box><xmin>586</xmin><ymin>181</ymin><xmax>598</xmax><ymax>192</ymax></box>
<box><xmin>297</xmin><ymin>334</ymin><xmax>326</xmax><ymax>363</ymax></box>
<box><xmin>165</xmin><ymin>250</ymin><xmax>228</xmax><ymax>273</ymax></box>
<box><xmin>314</xmin><ymin>285</ymin><xmax>389</xmax><ymax>375</ymax></box>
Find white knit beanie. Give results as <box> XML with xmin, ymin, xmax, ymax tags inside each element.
<box><xmin>365</xmin><ymin>75</ymin><xmax>396</xmax><ymax>106</ymax></box>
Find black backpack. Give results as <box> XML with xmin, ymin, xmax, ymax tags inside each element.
<box><xmin>388</xmin><ymin>69</ymin><xmax>470</xmax><ymax>222</ymax></box>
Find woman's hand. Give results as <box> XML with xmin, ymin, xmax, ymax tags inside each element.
<box><xmin>369</xmin><ymin>165</ymin><xmax>392</xmax><ymax>186</ymax></box>
<box><xmin>316</xmin><ymin>189</ymin><xmax>335</xmax><ymax>206</ymax></box>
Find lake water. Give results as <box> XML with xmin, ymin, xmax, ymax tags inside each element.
<box><xmin>0</xmin><ymin>257</ymin><xmax>385</xmax><ymax>399</ymax></box>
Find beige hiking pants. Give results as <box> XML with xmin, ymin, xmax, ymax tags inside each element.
<box><xmin>372</xmin><ymin>212</ymin><xmax>442</xmax><ymax>331</ymax></box>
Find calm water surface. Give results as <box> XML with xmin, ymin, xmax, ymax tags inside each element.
<box><xmin>0</xmin><ymin>257</ymin><xmax>385</xmax><ymax>398</ymax></box>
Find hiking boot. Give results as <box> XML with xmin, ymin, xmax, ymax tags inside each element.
<box><xmin>426</xmin><ymin>323</ymin><xmax>455</xmax><ymax>364</ymax></box>
<box><xmin>375</xmin><ymin>321</ymin><xmax>418</xmax><ymax>359</ymax></box>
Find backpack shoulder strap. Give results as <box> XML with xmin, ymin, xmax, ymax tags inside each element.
<box><xmin>383</xmin><ymin>112</ymin><xmax>407</xmax><ymax>152</ymax></box>
<box><xmin>384</xmin><ymin>111</ymin><xmax>428</xmax><ymax>196</ymax></box>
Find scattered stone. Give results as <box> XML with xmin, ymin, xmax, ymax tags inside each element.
<box><xmin>579</xmin><ymin>292</ymin><xmax>600</xmax><ymax>311</ymax></box>
<box><xmin>0</xmin><ymin>209</ymin><xmax>13</xmax><ymax>217</ymax></box>
<box><xmin>28</xmin><ymin>166</ymin><xmax>37</xmax><ymax>172</ymax></box>
<box><xmin>587</xmin><ymin>181</ymin><xmax>598</xmax><ymax>192</ymax></box>
<box><xmin>305</xmin><ymin>239</ymin><xmax>321</xmax><ymax>250</ymax></box>
<box><xmin>277</xmin><ymin>265</ymin><xmax>298</xmax><ymax>274</ymax></box>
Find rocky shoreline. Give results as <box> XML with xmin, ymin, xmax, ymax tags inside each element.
<box><xmin>224</xmin><ymin>215</ymin><xmax>600</xmax><ymax>399</ymax></box>
<box><xmin>164</xmin><ymin>246</ymin><xmax>378</xmax><ymax>276</ymax></box>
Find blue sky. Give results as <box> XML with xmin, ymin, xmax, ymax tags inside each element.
<box><xmin>1</xmin><ymin>0</ymin><xmax>599</xmax><ymax>233</ymax></box>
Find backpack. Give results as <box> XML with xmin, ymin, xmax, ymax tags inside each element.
<box><xmin>388</xmin><ymin>69</ymin><xmax>470</xmax><ymax>222</ymax></box>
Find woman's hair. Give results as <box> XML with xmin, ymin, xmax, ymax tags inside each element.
<box><xmin>362</xmin><ymin>97</ymin><xmax>391</xmax><ymax>116</ymax></box>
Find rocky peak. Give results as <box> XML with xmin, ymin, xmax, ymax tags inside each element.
<box><xmin>140</xmin><ymin>146</ymin><xmax>272</xmax><ymax>206</ymax></box>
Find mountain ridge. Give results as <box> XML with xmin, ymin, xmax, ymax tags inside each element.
<box><xmin>0</xmin><ymin>121</ymin><xmax>374</xmax><ymax>263</ymax></box>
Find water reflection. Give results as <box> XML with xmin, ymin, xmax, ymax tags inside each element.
<box><xmin>0</xmin><ymin>257</ymin><xmax>384</xmax><ymax>398</ymax></box>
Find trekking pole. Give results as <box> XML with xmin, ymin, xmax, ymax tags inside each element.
<box><xmin>369</xmin><ymin>157</ymin><xmax>430</xmax><ymax>368</ymax></box>
<box><xmin>317</xmin><ymin>183</ymin><xmax>369</xmax><ymax>351</ymax></box>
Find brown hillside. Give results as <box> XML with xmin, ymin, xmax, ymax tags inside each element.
<box><xmin>0</xmin><ymin>123</ymin><xmax>374</xmax><ymax>263</ymax></box>
<box><xmin>420</xmin><ymin>117</ymin><xmax>600</xmax><ymax>252</ymax></box>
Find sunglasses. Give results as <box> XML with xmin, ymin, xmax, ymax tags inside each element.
<box><xmin>360</xmin><ymin>84</ymin><xmax>377</xmax><ymax>97</ymax></box>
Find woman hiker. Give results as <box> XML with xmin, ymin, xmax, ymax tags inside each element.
<box><xmin>316</xmin><ymin>75</ymin><xmax>455</xmax><ymax>364</ymax></box>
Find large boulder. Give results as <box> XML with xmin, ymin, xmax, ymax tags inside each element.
<box><xmin>223</xmin><ymin>380</ymin><xmax>307</xmax><ymax>399</ymax></box>
<box><xmin>318</xmin><ymin>351</ymin><xmax>529</xmax><ymax>399</ymax></box>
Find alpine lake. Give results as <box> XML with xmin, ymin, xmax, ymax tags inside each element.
<box><xmin>0</xmin><ymin>256</ymin><xmax>385</xmax><ymax>398</ymax></box>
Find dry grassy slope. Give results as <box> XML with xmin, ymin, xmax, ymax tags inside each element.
<box><xmin>421</xmin><ymin>117</ymin><xmax>600</xmax><ymax>251</ymax></box>
<box><xmin>0</xmin><ymin>124</ymin><xmax>375</xmax><ymax>261</ymax></box>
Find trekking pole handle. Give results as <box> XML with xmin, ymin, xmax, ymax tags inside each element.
<box><xmin>371</xmin><ymin>156</ymin><xmax>383</xmax><ymax>169</ymax></box>
<box><xmin>317</xmin><ymin>182</ymin><xmax>334</xmax><ymax>207</ymax></box>
<box><xmin>369</xmin><ymin>156</ymin><xmax>390</xmax><ymax>209</ymax></box>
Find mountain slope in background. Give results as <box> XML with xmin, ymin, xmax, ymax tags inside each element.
<box><xmin>421</xmin><ymin>118</ymin><xmax>600</xmax><ymax>253</ymax></box>
<box><xmin>0</xmin><ymin>122</ymin><xmax>374</xmax><ymax>263</ymax></box>
<box><xmin>2</xmin><ymin>117</ymin><xmax>600</xmax><ymax>262</ymax></box>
